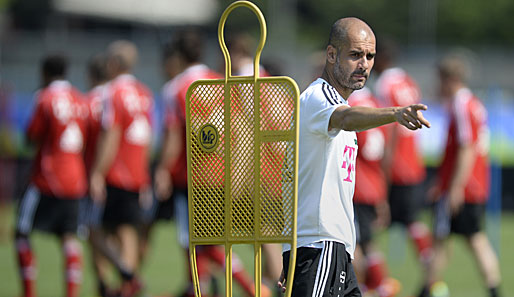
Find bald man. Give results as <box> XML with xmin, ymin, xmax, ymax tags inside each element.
<box><xmin>279</xmin><ymin>18</ymin><xmax>430</xmax><ymax>297</ymax></box>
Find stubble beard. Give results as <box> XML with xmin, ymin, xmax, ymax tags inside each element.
<box><xmin>334</xmin><ymin>56</ymin><xmax>367</xmax><ymax>90</ymax></box>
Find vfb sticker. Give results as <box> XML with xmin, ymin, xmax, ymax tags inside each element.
<box><xmin>198</xmin><ymin>123</ymin><xmax>219</xmax><ymax>153</ymax></box>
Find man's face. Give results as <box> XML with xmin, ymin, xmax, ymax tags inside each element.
<box><xmin>332</xmin><ymin>30</ymin><xmax>376</xmax><ymax>90</ymax></box>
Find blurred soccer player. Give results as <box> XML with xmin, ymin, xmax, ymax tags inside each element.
<box><xmin>15</xmin><ymin>54</ymin><xmax>88</xmax><ymax>297</ymax></box>
<box><xmin>153</xmin><ymin>29</ymin><xmax>256</xmax><ymax>297</ymax></box>
<box><xmin>89</xmin><ymin>40</ymin><xmax>153</xmax><ymax>297</ymax></box>
<box><xmin>420</xmin><ymin>54</ymin><xmax>501</xmax><ymax>297</ymax></box>
<box><xmin>348</xmin><ymin>87</ymin><xmax>400</xmax><ymax>297</ymax></box>
<box><xmin>373</xmin><ymin>38</ymin><xmax>433</xmax><ymax>282</ymax></box>
<box><xmin>227</xmin><ymin>33</ymin><xmax>269</xmax><ymax>77</ymax></box>
<box><xmin>84</xmin><ymin>53</ymin><xmax>140</xmax><ymax>297</ymax></box>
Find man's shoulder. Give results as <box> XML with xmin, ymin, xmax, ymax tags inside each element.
<box><xmin>301</xmin><ymin>79</ymin><xmax>326</xmax><ymax>101</ymax></box>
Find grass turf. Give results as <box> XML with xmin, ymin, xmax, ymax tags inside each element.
<box><xmin>1</xmin><ymin>210</ymin><xmax>513</xmax><ymax>297</ymax></box>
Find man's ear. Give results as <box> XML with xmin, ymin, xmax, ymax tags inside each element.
<box><xmin>326</xmin><ymin>45</ymin><xmax>337</xmax><ymax>64</ymax></box>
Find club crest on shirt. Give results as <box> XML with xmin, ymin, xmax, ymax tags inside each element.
<box><xmin>198</xmin><ymin>123</ymin><xmax>219</xmax><ymax>153</ymax></box>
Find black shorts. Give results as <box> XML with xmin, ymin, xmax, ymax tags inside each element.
<box><xmin>16</xmin><ymin>184</ymin><xmax>81</xmax><ymax>236</ymax></box>
<box><xmin>354</xmin><ymin>203</ymin><xmax>376</xmax><ymax>246</ymax></box>
<box><xmin>433</xmin><ymin>199</ymin><xmax>485</xmax><ymax>239</ymax></box>
<box><xmin>389</xmin><ymin>184</ymin><xmax>423</xmax><ymax>226</ymax></box>
<box><xmin>102</xmin><ymin>185</ymin><xmax>143</xmax><ymax>230</ymax></box>
<box><xmin>80</xmin><ymin>196</ymin><xmax>104</xmax><ymax>228</ymax></box>
<box><xmin>283</xmin><ymin>241</ymin><xmax>361</xmax><ymax>297</ymax></box>
<box><xmin>142</xmin><ymin>187</ymin><xmax>182</xmax><ymax>224</ymax></box>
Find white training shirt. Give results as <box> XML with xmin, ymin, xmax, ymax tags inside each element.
<box><xmin>284</xmin><ymin>78</ymin><xmax>358</xmax><ymax>258</ymax></box>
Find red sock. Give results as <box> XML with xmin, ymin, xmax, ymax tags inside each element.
<box><xmin>63</xmin><ymin>240</ymin><xmax>82</xmax><ymax>297</ymax></box>
<box><xmin>365</xmin><ymin>252</ymin><xmax>387</xmax><ymax>290</ymax></box>
<box><xmin>16</xmin><ymin>237</ymin><xmax>37</xmax><ymax>297</ymax></box>
<box><xmin>408</xmin><ymin>222</ymin><xmax>433</xmax><ymax>263</ymax></box>
<box><xmin>205</xmin><ymin>246</ymin><xmax>255</xmax><ymax>297</ymax></box>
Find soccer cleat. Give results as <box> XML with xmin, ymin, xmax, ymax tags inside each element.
<box><xmin>429</xmin><ymin>281</ymin><xmax>450</xmax><ymax>297</ymax></box>
<box><xmin>376</xmin><ymin>277</ymin><xmax>402</xmax><ymax>297</ymax></box>
<box><xmin>119</xmin><ymin>276</ymin><xmax>144</xmax><ymax>297</ymax></box>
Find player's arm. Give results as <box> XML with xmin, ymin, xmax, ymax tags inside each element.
<box><xmin>447</xmin><ymin>142</ymin><xmax>474</xmax><ymax>214</ymax></box>
<box><xmin>89</xmin><ymin>125</ymin><xmax>122</xmax><ymax>203</ymax></box>
<box><xmin>89</xmin><ymin>93</ymin><xmax>122</xmax><ymax>203</ymax></box>
<box><xmin>139</xmin><ymin>130</ymin><xmax>154</xmax><ymax>209</ymax></box>
<box><xmin>154</xmin><ymin>124</ymin><xmax>182</xmax><ymax>200</ymax></box>
<box><xmin>329</xmin><ymin>104</ymin><xmax>430</xmax><ymax>132</ymax></box>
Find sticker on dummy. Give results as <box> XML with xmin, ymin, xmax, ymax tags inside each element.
<box><xmin>198</xmin><ymin>123</ymin><xmax>220</xmax><ymax>153</ymax></box>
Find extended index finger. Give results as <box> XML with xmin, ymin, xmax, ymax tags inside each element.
<box><xmin>416</xmin><ymin>110</ymin><xmax>431</xmax><ymax>128</ymax></box>
<box><xmin>411</xmin><ymin>104</ymin><xmax>428</xmax><ymax>111</ymax></box>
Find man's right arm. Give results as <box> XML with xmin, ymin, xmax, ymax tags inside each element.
<box><xmin>329</xmin><ymin>104</ymin><xmax>430</xmax><ymax>132</ymax></box>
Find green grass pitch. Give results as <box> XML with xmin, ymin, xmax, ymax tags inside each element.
<box><xmin>1</xmin><ymin>211</ymin><xmax>513</xmax><ymax>297</ymax></box>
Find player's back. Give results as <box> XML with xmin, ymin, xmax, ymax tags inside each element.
<box><xmin>84</xmin><ymin>84</ymin><xmax>107</xmax><ymax>174</ymax></box>
<box><xmin>27</xmin><ymin>80</ymin><xmax>89</xmax><ymax>198</ymax></box>
<box><xmin>439</xmin><ymin>88</ymin><xmax>489</xmax><ymax>202</ymax></box>
<box><xmin>103</xmin><ymin>74</ymin><xmax>153</xmax><ymax>192</ymax></box>
<box><xmin>163</xmin><ymin>64</ymin><xmax>221</xmax><ymax>188</ymax></box>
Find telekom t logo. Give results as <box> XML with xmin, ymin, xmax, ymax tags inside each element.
<box><xmin>341</xmin><ymin>145</ymin><xmax>356</xmax><ymax>182</ymax></box>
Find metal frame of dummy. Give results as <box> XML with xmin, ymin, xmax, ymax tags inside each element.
<box><xmin>185</xmin><ymin>1</ymin><xmax>299</xmax><ymax>296</ymax></box>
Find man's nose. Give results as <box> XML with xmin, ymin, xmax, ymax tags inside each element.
<box><xmin>359</xmin><ymin>57</ymin><xmax>369</xmax><ymax>70</ymax></box>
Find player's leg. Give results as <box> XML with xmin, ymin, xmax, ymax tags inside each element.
<box><xmin>356</xmin><ymin>203</ymin><xmax>399</xmax><ymax>297</ymax></box>
<box><xmin>203</xmin><ymin>245</ymin><xmax>257</xmax><ymax>297</ymax></box>
<box><xmin>457</xmin><ymin>203</ymin><xmax>501</xmax><ymax>297</ymax></box>
<box><xmin>417</xmin><ymin>237</ymin><xmax>449</xmax><ymax>297</ymax></box>
<box><xmin>467</xmin><ymin>232</ymin><xmax>501</xmax><ymax>297</ymax></box>
<box><xmin>61</xmin><ymin>233</ymin><xmax>82</xmax><ymax>297</ymax></box>
<box><xmin>389</xmin><ymin>184</ymin><xmax>433</xmax><ymax>262</ymax></box>
<box><xmin>15</xmin><ymin>185</ymin><xmax>41</xmax><ymax>297</ymax></box>
<box><xmin>56</xmin><ymin>198</ymin><xmax>84</xmax><ymax>297</ymax></box>
<box><xmin>417</xmin><ymin>196</ymin><xmax>452</xmax><ymax>297</ymax></box>
<box><xmin>103</xmin><ymin>186</ymin><xmax>144</xmax><ymax>297</ymax></box>
<box><xmin>262</xmin><ymin>243</ymin><xmax>282</xmax><ymax>282</ymax></box>
<box><xmin>117</xmin><ymin>224</ymin><xmax>143</xmax><ymax>297</ymax></box>
<box><xmin>117</xmin><ymin>224</ymin><xmax>139</xmax><ymax>271</ymax></box>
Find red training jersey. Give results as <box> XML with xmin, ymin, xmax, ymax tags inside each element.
<box><xmin>348</xmin><ymin>88</ymin><xmax>387</xmax><ymax>205</ymax></box>
<box><xmin>27</xmin><ymin>80</ymin><xmax>89</xmax><ymax>198</ymax></box>
<box><xmin>102</xmin><ymin>74</ymin><xmax>153</xmax><ymax>192</ymax></box>
<box><xmin>438</xmin><ymin>88</ymin><xmax>490</xmax><ymax>203</ymax></box>
<box><xmin>162</xmin><ymin>64</ymin><xmax>221</xmax><ymax>189</ymax></box>
<box><xmin>84</xmin><ymin>84</ymin><xmax>106</xmax><ymax>174</ymax></box>
<box><xmin>375</xmin><ymin>67</ymin><xmax>426</xmax><ymax>185</ymax></box>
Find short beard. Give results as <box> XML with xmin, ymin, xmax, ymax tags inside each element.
<box><xmin>334</xmin><ymin>55</ymin><xmax>367</xmax><ymax>90</ymax></box>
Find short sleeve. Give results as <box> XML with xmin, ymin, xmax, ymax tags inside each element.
<box><xmin>102</xmin><ymin>89</ymin><xmax>123</xmax><ymax>130</ymax></box>
<box><xmin>162</xmin><ymin>86</ymin><xmax>182</xmax><ymax>128</ymax></box>
<box><xmin>453</xmin><ymin>97</ymin><xmax>473</xmax><ymax>145</ymax></box>
<box><xmin>304</xmin><ymin>87</ymin><xmax>347</xmax><ymax>138</ymax></box>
